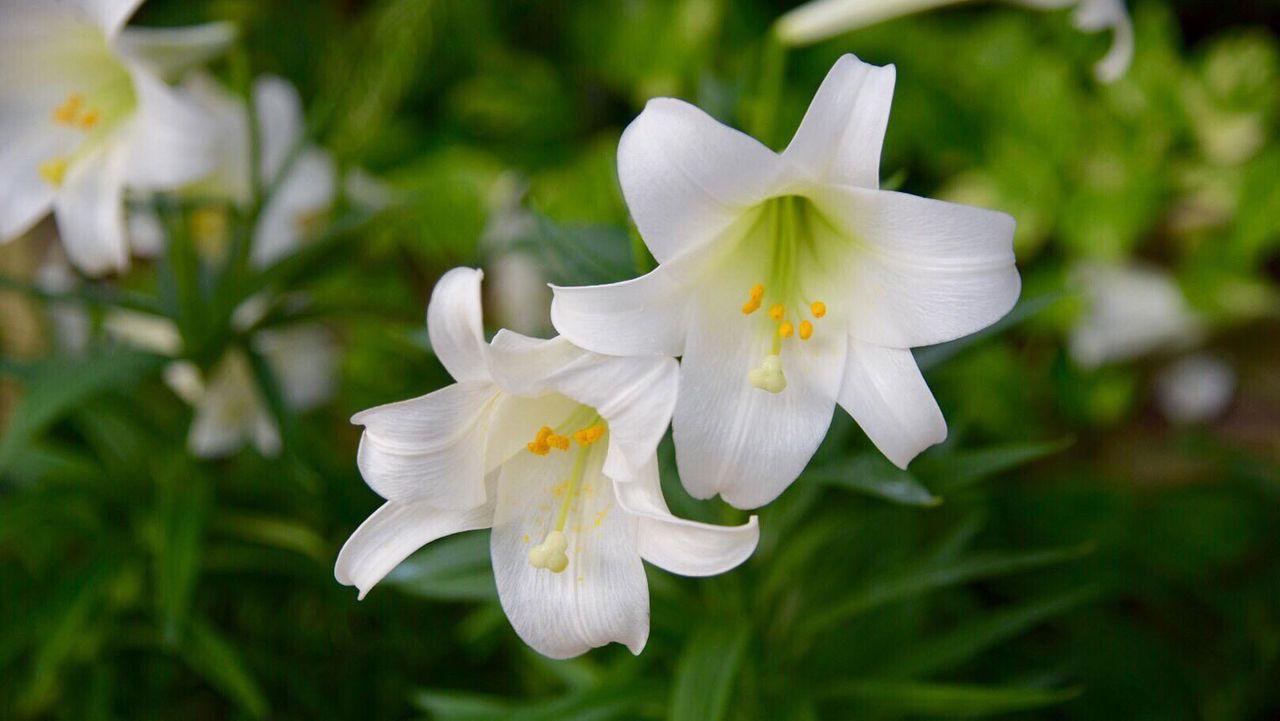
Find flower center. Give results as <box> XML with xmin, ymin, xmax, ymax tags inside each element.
<box><xmin>736</xmin><ymin>195</ymin><xmax>831</xmax><ymax>394</ymax></box>
<box><xmin>38</xmin><ymin>69</ymin><xmax>135</xmax><ymax>187</ymax></box>
<box><xmin>525</xmin><ymin>414</ymin><xmax>607</xmax><ymax>573</ymax></box>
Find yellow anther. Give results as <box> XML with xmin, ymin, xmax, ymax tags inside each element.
<box><xmin>39</xmin><ymin>158</ymin><xmax>68</xmax><ymax>187</ymax></box>
<box><xmin>78</xmin><ymin>107</ymin><xmax>102</xmax><ymax>130</ymax></box>
<box><xmin>52</xmin><ymin>94</ymin><xmax>83</xmax><ymax>125</ymax></box>
<box><xmin>778</xmin><ymin>321</ymin><xmax>794</xmax><ymax>338</ymax></box>
<box><xmin>547</xmin><ymin>433</ymin><xmax>570</xmax><ymax>451</ymax></box>
<box><xmin>799</xmin><ymin>320</ymin><xmax>813</xmax><ymax>340</ymax></box>
<box><xmin>768</xmin><ymin>304</ymin><xmax>785</xmax><ymax>320</ymax></box>
<box><xmin>573</xmin><ymin>424</ymin><xmax>605</xmax><ymax>447</ymax></box>
<box><xmin>526</xmin><ymin>426</ymin><xmax>555</xmax><ymax>455</ymax></box>
<box><xmin>741</xmin><ymin>297</ymin><xmax>761</xmax><ymax>315</ymax></box>
<box><xmin>750</xmin><ymin>283</ymin><xmax>765</xmax><ymax>300</ymax></box>
<box><xmin>810</xmin><ymin>301</ymin><xmax>826</xmax><ymax>318</ymax></box>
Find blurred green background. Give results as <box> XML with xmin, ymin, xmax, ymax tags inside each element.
<box><xmin>2</xmin><ymin>0</ymin><xmax>1278</xmax><ymax>719</ymax></box>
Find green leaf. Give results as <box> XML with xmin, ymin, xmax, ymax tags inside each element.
<box><xmin>153</xmin><ymin>459</ymin><xmax>208</xmax><ymax>643</ymax></box>
<box><xmin>916</xmin><ymin>438</ymin><xmax>1074</xmax><ymax>492</ymax></box>
<box><xmin>0</xmin><ymin>348</ymin><xmax>164</xmax><ymax>472</ymax></box>
<box><xmin>803</xmin><ymin>544</ymin><xmax>1094</xmax><ymax>636</ymax></box>
<box><xmin>915</xmin><ymin>293</ymin><xmax>1063</xmax><ymax>371</ymax></box>
<box><xmin>522</xmin><ymin>216</ymin><xmax>636</xmax><ymax>287</ymax></box>
<box><xmin>671</xmin><ymin>621</ymin><xmax>750</xmax><ymax>721</ymax></box>
<box><xmin>211</xmin><ymin>511</ymin><xmax>329</xmax><ymax>562</ymax></box>
<box><xmin>882</xmin><ymin>586</ymin><xmax>1101</xmax><ymax>678</ymax></box>
<box><xmin>826</xmin><ymin>680</ymin><xmax>1080</xmax><ymax>716</ymax></box>
<box><xmin>805</xmin><ymin>454</ymin><xmax>942</xmax><ymax>507</ymax></box>
<box><xmin>385</xmin><ymin>531</ymin><xmax>496</xmax><ymax>601</ymax></box>
<box><xmin>18</xmin><ymin>561</ymin><xmax>115</xmax><ymax>714</ymax></box>
<box><xmin>412</xmin><ymin>690</ymin><xmax>511</xmax><ymax>721</ymax></box>
<box><xmin>179</xmin><ymin>616</ymin><xmax>268</xmax><ymax>718</ymax></box>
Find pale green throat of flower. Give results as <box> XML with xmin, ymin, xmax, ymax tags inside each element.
<box><xmin>38</xmin><ymin>46</ymin><xmax>136</xmax><ymax>187</ymax></box>
<box><xmin>524</xmin><ymin>410</ymin><xmax>608</xmax><ymax>574</ymax></box>
<box><xmin>738</xmin><ymin>195</ymin><xmax>831</xmax><ymax>394</ymax></box>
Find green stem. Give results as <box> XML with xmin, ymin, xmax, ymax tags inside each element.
<box><xmin>750</xmin><ymin>30</ymin><xmax>789</xmax><ymax>148</ymax></box>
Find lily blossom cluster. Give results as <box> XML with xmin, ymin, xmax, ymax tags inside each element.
<box><xmin>775</xmin><ymin>0</ymin><xmax>1134</xmax><ymax>82</ymax></box>
<box><xmin>339</xmin><ymin>55</ymin><xmax>1020</xmax><ymax>657</ymax></box>
<box><xmin>0</xmin><ymin>0</ymin><xmax>234</xmax><ymax>273</ymax></box>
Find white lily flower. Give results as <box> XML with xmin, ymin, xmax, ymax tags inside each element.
<box><xmin>128</xmin><ymin>73</ymin><xmax>337</xmax><ymax>266</ymax></box>
<box><xmin>550</xmin><ymin>55</ymin><xmax>1019</xmax><ymax>508</ymax></box>
<box><xmin>775</xmin><ymin>0</ymin><xmax>1133</xmax><ymax>82</ymax></box>
<box><xmin>101</xmin><ymin>303</ymin><xmax>336</xmax><ymax>458</ymax></box>
<box><xmin>1154</xmin><ymin>354</ymin><xmax>1235</xmax><ymax>425</ymax></box>
<box><xmin>0</xmin><ymin>0</ymin><xmax>226</xmax><ymax>274</ymax></box>
<box><xmin>180</xmin><ymin>324</ymin><xmax>336</xmax><ymax>458</ymax></box>
<box><xmin>1068</xmin><ymin>262</ymin><xmax>1202</xmax><ymax>368</ymax></box>
<box><xmin>335</xmin><ymin>267</ymin><xmax>759</xmax><ymax>659</ymax></box>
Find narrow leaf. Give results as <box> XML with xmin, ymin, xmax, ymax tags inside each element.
<box><xmin>671</xmin><ymin>621</ymin><xmax>750</xmax><ymax>721</ymax></box>
<box><xmin>803</xmin><ymin>544</ymin><xmax>1094</xmax><ymax>636</ymax></box>
<box><xmin>827</xmin><ymin>680</ymin><xmax>1080</xmax><ymax>716</ymax></box>
<box><xmin>180</xmin><ymin>617</ymin><xmax>268</xmax><ymax>718</ymax></box>
<box><xmin>805</xmin><ymin>454</ymin><xmax>941</xmax><ymax>507</ymax></box>
<box><xmin>917</xmin><ymin>438</ymin><xmax>1073</xmax><ymax>492</ymax></box>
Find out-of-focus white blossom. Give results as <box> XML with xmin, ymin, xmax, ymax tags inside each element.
<box><xmin>1154</xmin><ymin>354</ymin><xmax>1236</xmax><ymax>425</ymax></box>
<box><xmin>774</xmin><ymin>0</ymin><xmax>1133</xmax><ymax>82</ymax></box>
<box><xmin>1068</xmin><ymin>262</ymin><xmax>1202</xmax><ymax>368</ymax></box>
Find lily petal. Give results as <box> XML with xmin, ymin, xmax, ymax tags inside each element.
<box><xmin>491</xmin><ymin>448</ymin><xmax>648</xmax><ymax>659</ymax></box>
<box><xmin>74</xmin><ymin>0</ymin><xmax>143</xmax><ymax>37</ymax></box>
<box><xmin>335</xmin><ymin>497</ymin><xmax>495</xmax><ymax>600</ymax></box>
<box><xmin>673</xmin><ymin>292</ymin><xmax>847</xmax><ymax>509</ymax></box>
<box><xmin>838</xmin><ymin>337</ymin><xmax>946</xmax><ymax>469</ymax></box>
<box><xmin>115</xmin><ymin>22</ymin><xmax>237</xmax><ymax>79</ymax></box>
<box><xmin>254</xmin><ymin>75</ymin><xmax>304</xmax><ymax>185</ymax></box>
<box><xmin>54</xmin><ymin>144</ymin><xmax>129</xmax><ymax>275</ymax></box>
<box><xmin>615</xmin><ymin>459</ymin><xmax>759</xmax><ymax>577</ymax></box>
<box><xmin>255</xmin><ymin>324</ymin><xmax>336</xmax><ymax>412</ymax></box>
<box><xmin>352</xmin><ymin>380</ymin><xmax>499</xmax><ymax>509</ymax></box>
<box><xmin>251</xmin><ymin>148</ymin><xmax>336</xmax><ymax>267</ymax></box>
<box><xmin>122</xmin><ymin>65</ymin><xmax>217</xmax><ymax>188</ymax></box>
<box><xmin>618</xmin><ymin>97</ymin><xmax>783</xmax><ymax>263</ymax></box>
<box><xmin>812</xmin><ymin>185</ymin><xmax>1020</xmax><ymax>349</ymax></box>
<box><xmin>427</xmin><ymin>267</ymin><xmax>492</xmax><ymax>384</ymax></box>
<box><xmin>0</xmin><ymin>115</ymin><xmax>64</xmax><ymax>242</ymax></box>
<box><xmin>782</xmin><ymin>53</ymin><xmax>896</xmax><ymax>189</ymax></box>
<box><xmin>550</xmin><ymin>236</ymin><xmax>726</xmax><ymax>358</ymax></box>
<box><xmin>486</xmin><ymin>332</ymin><xmax>679</xmax><ymax>481</ymax></box>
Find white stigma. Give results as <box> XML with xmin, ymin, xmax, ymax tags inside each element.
<box><xmin>527</xmin><ymin>530</ymin><xmax>569</xmax><ymax>573</ymax></box>
<box><xmin>748</xmin><ymin>354</ymin><xmax>787</xmax><ymax>393</ymax></box>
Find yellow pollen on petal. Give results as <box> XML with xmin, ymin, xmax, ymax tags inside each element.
<box><xmin>768</xmin><ymin>304</ymin><xmax>785</xmax><ymax>320</ymax></box>
<box><xmin>52</xmin><ymin>94</ymin><xmax>83</xmax><ymax>125</ymax></box>
<box><xmin>39</xmin><ymin>157</ymin><xmax>68</xmax><ymax>187</ymax></box>
<box><xmin>547</xmin><ymin>433</ymin><xmax>570</xmax><ymax>451</ymax></box>
<box><xmin>78</xmin><ymin>107</ymin><xmax>102</xmax><ymax>130</ymax></box>
<box><xmin>572</xmin><ymin>424</ymin><xmax>605</xmax><ymax>446</ymax></box>
<box><xmin>526</xmin><ymin>425</ymin><xmax>556</xmax><ymax>455</ymax></box>
<box><xmin>741</xmin><ymin>297</ymin><xmax>761</xmax><ymax>315</ymax></box>
<box><xmin>750</xmin><ymin>283</ymin><xmax>765</xmax><ymax>300</ymax></box>
<box><xmin>799</xmin><ymin>320</ymin><xmax>813</xmax><ymax>340</ymax></box>
<box><xmin>810</xmin><ymin>301</ymin><xmax>826</xmax><ymax>318</ymax></box>
<box><xmin>778</xmin><ymin>321</ymin><xmax>794</xmax><ymax>338</ymax></box>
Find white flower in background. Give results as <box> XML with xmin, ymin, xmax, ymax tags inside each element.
<box><xmin>335</xmin><ymin>268</ymin><xmax>759</xmax><ymax>659</ymax></box>
<box><xmin>481</xmin><ymin>173</ymin><xmax>552</xmax><ymax>336</ymax></box>
<box><xmin>1154</xmin><ymin>354</ymin><xmax>1235</xmax><ymax>425</ymax></box>
<box><xmin>1068</xmin><ymin>262</ymin><xmax>1202</xmax><ymax>368</ymax></box>
<box><xmin>550</xmin><ymin>55</ymin><xmax>1019</xmax><ymax>509</ymax></box>
<box><xmin>103</xmin><ymin>305</ymin><xmax>336</xmax><ymax>458</ymax></box>
<box><xmin>0</xmin><ymin>0</ymin><xmax>232</xmax><ymax>274</ymax></box>
<box><xmin>129</xmin><ymin>73</ymin><xmax>337</xmax><ymax>266</ymax></box>
<box><xmin>775</xmin><ymin>0</ymin><xmax>1133</xmax><ymax>82</ymax></box>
